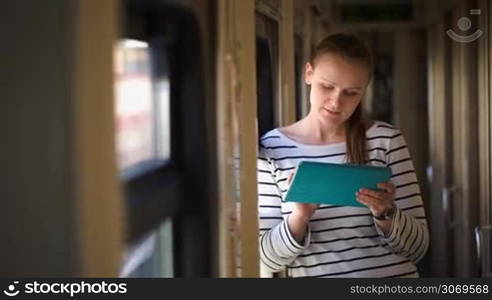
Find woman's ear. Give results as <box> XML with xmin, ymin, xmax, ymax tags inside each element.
<box><xmin>305</xmin><ymin>62</ymin><xmax>314</xmax><ymax>85</ymax></box>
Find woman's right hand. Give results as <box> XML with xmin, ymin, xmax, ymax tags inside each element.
<box><xmin>286</xmin><ymin>170</ymin><xmax>318</xmax><ymax>243</ymax></box>
<box><xmin>291</xmin><ymin>203</ymin><xmax>318</xmax><ymax>223</ymax></box>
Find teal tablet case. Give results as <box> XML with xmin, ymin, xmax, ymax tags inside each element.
<box><xmin>284</xmin><ymin>161</ymin><xmax>391</xmax><ymax>207</ymax></box>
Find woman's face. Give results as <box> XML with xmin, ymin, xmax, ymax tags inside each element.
<box><xmin>305</xmin><ymin>53</ymin><xmax>369</xmax><ymax>127</ymax></box>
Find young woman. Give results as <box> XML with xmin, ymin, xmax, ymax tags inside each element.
<box><xmin>257</xmin><ymin>33</ymin><xmax>429</xmax><ymax>277</ymax></box>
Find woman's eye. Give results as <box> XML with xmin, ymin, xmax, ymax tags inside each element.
<box><xmin>322</xmin><ymin>84</ymin><xmax>333</xmax><ymax>90</ymax></box>
<box><xmin>345</xmin><ymin>91</ymin><xmax>358</xmax><ymax>96</ymax></box>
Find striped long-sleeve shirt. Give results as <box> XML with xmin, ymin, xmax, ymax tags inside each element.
<box><xmin>258</xmin><ymin>120</ymin><xmax>429</xmax><ymax>278</ymax></box>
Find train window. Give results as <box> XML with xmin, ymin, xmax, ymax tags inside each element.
<box><xmin>117</xmin><ymin>0</ymin><xmax>212</xmax><ymax>277</ymax></box>
<box><xmin>114</xmin><ymin>32</ymin><xmax>176</xmax><ymax>278</ymax></box>
<box><xmin>294</xmin><ymin>34</ymin><xmax>303</xmax><ymax>120</ymax></box>
<box><xmin>339</xmin><ymin>1</ymin><xmax>413</xmax><ymax>22</ymax></box>
<box><xmin>256</xmin><ymin>12</ymin><xmax>279</xmax><ymax>136</ymax></box>
<box><xmin>371</xmin><ymin>35</ymin><xmax>394</xmax><ymax>124</ymax></box>
<box><xmin>256</xmin><ymin>36</ymin><xmax>275</xmax><ymax>137</ymax></box>
<box><xmin>114</xmin><ymin>39</ymin><xmax>171</xmax><ymax>178</ymax></box>
<box><xmin>120</xmin><ymin>218</ymin><xmax>173</xmax><ymax>277</ymax></box>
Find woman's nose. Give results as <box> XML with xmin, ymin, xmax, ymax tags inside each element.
<box><xmin>327</xmin><ymin>90</ymin><xmax>342</xmax><ymax>108</ymax></box>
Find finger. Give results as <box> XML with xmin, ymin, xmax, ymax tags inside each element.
<box><xmin>356</xmin><ymin>192</ymin><xmax>377</xmax><ymax>206</ymax></box>
<box><xmin>356</xmin><ymin>193</ymin><xmax>386</xmax><ymax>213</ymax></box>
<box><xmin>356</xmin><ymin>193</ymin><xmax>380</xmax><ymax>211</ymax></box>
<box><xmin>287</xmin><ymin>173</ymin><xmax>293</xmax><ymax>185</ymax></box>
<box><xmin>359</xmin><ymin>188</ymin><xmax>395</xmax><ymax>207</ymax></box>
<box><xmin>358</xmin><ymin>188</ymin><xmax>385</xmax><ymax>201</ymax></box>
<box><xmin>378</xmin><ymin>182</ymin><xmax>395</xmax><ymax>194</ymax></box>
<box><xmin>287</xmin><ymin>169</ymin><xmax>297</xmax><ymax>185</ymax></box>
<box><xmin>355</xmin><ymin>195</ymin><xmax>370</xmax><ymax>207</ymax></box>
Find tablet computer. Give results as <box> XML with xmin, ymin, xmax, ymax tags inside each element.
<box><xmin>284</xmin><ymin>161</ymin><xmax>392</xmax><ymax>207</ymax></box>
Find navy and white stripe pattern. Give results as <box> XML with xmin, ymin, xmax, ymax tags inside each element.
<box><xmin>257</xmin><ymin>121</ymin><xmax>429</xmax><ymax>278</ymax></box>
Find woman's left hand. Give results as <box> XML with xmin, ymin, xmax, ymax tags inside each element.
<box><xmin>356</xmin><ymin>182</ymin><xmax>396</xmax><ymax>217</ymax></box>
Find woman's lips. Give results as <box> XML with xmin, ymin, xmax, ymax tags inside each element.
<box><xmin>323</xmin><ymin>107</ymin><xmax>341</xmax><ymax>115</ymax></box>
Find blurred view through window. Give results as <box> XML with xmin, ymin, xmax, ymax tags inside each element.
<box><xmin>114</xmin><ymin>39</ymin><xmax>170</xmax><ymax>177</ymax></box>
